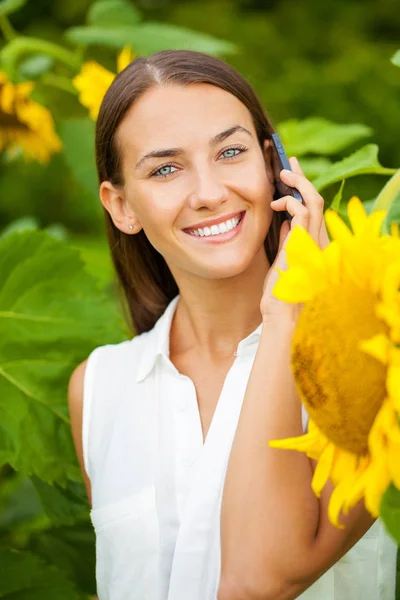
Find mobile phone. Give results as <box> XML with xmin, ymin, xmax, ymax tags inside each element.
<box><xmin>271</xmin><ymin>133</ymin><xmax>303</xmax><ymax>221</ymax></box>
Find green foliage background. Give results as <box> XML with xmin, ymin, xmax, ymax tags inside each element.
<box><xmin>0</xmin><ymin>0</ymin><xmax>399</xmax><ymax>597</ymax></box>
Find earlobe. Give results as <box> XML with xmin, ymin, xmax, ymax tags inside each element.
<box><xmin>99</xmin><ymin>181</ymin><xmax>142</xmax><ymax>234</ymax></box>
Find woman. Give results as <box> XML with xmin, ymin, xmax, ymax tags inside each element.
<box><xmin>68</xmin><ymin>50</ymin><xmax>397</xmax><ymax>600</ymax></box>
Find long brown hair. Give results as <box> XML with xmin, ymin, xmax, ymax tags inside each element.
<box><xmin>95</xmin><ymin>49</ymin><xmax>285</xmax><ymax>335</ymax></box>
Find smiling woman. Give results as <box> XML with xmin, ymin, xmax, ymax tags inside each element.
<box><xmin>95</xmin><ymin>54</ymin><xmax>286</xmax><ymax>334</ymax></box>
<box><xmin>68</xmin><ymin>50</ymin><xmax>397</xmax><ymax>600</ymax></box>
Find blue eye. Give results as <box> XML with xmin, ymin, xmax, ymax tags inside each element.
<box><xmin>151</xmin><ymin>165</ymin><xmax>178</xmax><ymax>178</ymax></box>
<box><xmin>219</xmin><ymin>144</ymin><xmax>248</xmax><ymax>161</ymax></box>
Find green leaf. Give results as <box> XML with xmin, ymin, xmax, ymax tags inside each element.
<box><xmin>0</xmin><ymin>548</ymin><xmax>80</xmax><ymax>599</ymax></box>
<box><xmin>0</xmin><ymin>472</ymin><xmax>42</xmax><ymax>529</ymax></box>
<box><xmin>277</xmin><ymin>118</ymin><xmax>373</xmax><ymax>157</ymax></box>
<box><xmin>0</xmin><ymin>230</ymin><xmax>126</xmax><ymax>484</ymax></box>
<box><xmin>0</xmin><ymin>0</ymin><xmax>26</xmax><ymax>17</ymax></box>
<box><xmin>28</xmin><ymin>521</ymin><xmax>96</xmax><ymax>596</ymax></box>
<box><xmin>391</xmin><ymin>49</ymin><xmax>400</xmax><ymax>68</ymax></box>
<box><xmin>297</xmin><ymin>157</ymin><xmax>332</xmax><ymax>179</ymax></box>
<box><xmin>87</xmin><ymin>0</ymin><xmax>141</xmax><ymax>27</ymax></box>
<box><xmin>31</xmin><ymin>477</ymin><xmax>89</xmax><ymax>526</ymax></box>
<box><xmin>371</xmin><ymin>169</ymin><xmax>400</xmax><ymax>212</ymax></box>
<box><xmin>19</xmin><ymin>54</ymin><xmax>54</xmax><ymax>79</ymax></box>
<box><xmin>1</xmin><ymin>217</ymin><xmax>39</xmax><ymax>237</ymax></box>
<box><xmin>65</xmin><ymin>23</ymin><xmax>238</xmax><ymax>56</ymax></box>
<box><xmin>380</xmin><ymin>483</ymin><xmax>400</xmax><ymax>545</ymax></box>
<box><xmin>331</xmin><ymin>180</ymin><xmax>345</xmax><ymax>212</ymax></box>
<box><xmin>311</xmin><ymin>144</ymin><xmax>397</xmax><ymax>192</ymax></box>
<box><xmin>371</xmin><ymin>169</ymin><xmax>400</xmax><ymax>235</ymax></box>
<box><xmin>58</xmin><ymin>119</ymin><xmax>99</xmax><ymax>202</ymax></box>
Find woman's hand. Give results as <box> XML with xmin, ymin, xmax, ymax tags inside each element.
<box><xmin>260</xmin><ymin>157</ymin><xmax>330</xmax><ymax>322</ymax></box>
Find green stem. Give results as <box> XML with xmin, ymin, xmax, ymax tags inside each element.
<box><xmin>0</xmin><ymin>14</ymin><xmax>17</xmax><ymax>41</ymax></box>
<box><xmin>1</xmin><ymin>36</ymin><xmax>81</xmax><ymax>79</ymax></box>
<box><xmin>40</xmin><ymin>72</ymin><xmax>78</xmax><ymax>95</ymax></box>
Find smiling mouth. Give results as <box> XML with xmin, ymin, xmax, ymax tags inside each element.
<box><xmin>185</xmin><ymin>212</ymin><xmax>245</xmax><ymax>238</ymax></box>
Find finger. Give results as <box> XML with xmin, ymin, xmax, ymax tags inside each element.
<box><xmin>271</xmin><ymin>195</ymin><xmax>311</xmax><ymax>232</ymax></box>
<box><xmin>279</xmin><ymin>168</ymin><xmax>324</xmax><ymax>240</ymax></box>
<box><xmin>319</xmin><ymin>216</ymin><xmax>330</xmax><ymax>249</ymax></box>
<box><xmin>288</xmin><ymin>156</ymin><xmax>304</xmax><ymax>176</ymax></box>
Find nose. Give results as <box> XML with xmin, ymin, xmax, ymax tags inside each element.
<box><xmin>187</xmin><ymin>165</ymin><xmax>229</xmax><ymax>211</ymax></box>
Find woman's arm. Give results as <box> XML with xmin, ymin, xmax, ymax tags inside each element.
<box><xmin>68</xmin><ymin>359</ymin><xmax>92</xmax><ymax>507</ymax></box>
<box><xmin>218</xmin><ymin>317</ymin><xmax>375</xmax><ymax>600</ymax></box>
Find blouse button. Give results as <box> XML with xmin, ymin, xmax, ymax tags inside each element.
<box><xmin>183</xmin><ymin>457</ymin><xmax>195</xmax><ymax>467</ymax></box>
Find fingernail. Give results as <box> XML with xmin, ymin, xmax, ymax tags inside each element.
<box><xmin>281</xmin><ymin>169</ymin><xmax>292</xmax><ymax>176</ymax></box>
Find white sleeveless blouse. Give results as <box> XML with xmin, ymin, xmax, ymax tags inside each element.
<box><xmin>83</xmin><ymin>295</ymin><xmax>397</xmax><ymax>600</ymax></box>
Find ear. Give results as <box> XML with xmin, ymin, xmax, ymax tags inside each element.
<box><xmin>99</xmin><ymin>181</ymin><xmax>142</xmax><ymax>234</ymax></box>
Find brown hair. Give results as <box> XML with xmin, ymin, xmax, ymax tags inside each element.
<box><xmin>95</xmin><ymin>49</ymin><xmax>285</xmax><ymax>335</ymax></box>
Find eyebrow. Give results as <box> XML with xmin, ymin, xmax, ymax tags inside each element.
<box><xmin>135</xmin><ymin>125</ymin><xmax>252</xmax><ymax>170</ymax></box>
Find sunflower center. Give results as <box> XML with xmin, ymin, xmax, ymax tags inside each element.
<box><xmin>0</xmin><ymin>107</ymin><xmax>29</xmax><ymax>130</ymax></box>
<box><xmin>292</xmin><ymin>280</ymin><xmax>388</xmax><ymax>455</ymax></box>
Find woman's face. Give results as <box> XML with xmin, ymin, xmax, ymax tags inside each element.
<box><xmin>105</xmin><ymin>83</ymin><xmax>276</xmax><ymax>281</ymax></box>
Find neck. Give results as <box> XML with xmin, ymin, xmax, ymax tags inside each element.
<box><xmin>169</xmin><ymin>248</ymin><xmax>270</xmax><ymax>361</ymax></box>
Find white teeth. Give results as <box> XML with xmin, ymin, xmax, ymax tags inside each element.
<box><xmin>188</xmin><ymin>214</ymin><xmax>242</xmax><ymax>237</ymax></box>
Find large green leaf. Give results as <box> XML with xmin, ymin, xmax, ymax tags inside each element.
<box><xmin>28</xmin><ymin>522</ymin><xmax>96</xmax><ymax>596</ymax></box>
<box><xmin>278</xmin><ymin>118</ymin><xmax>373</xmax><ymax>157</ymax></box>
<box><xmin>87</xmin><ymin>0</ymin><xmax>141</xmax><ymax>27</ymax></box>
<box><xmin>0</xmin><ymin>230</ymin><xmax>126</xmax><ymax>484</ymax></box>
<box><xmin>297</xmin><ymin>156</ymin><xmax>332</xmax><ymax>179</ymax></box>
<box><xmin>65</xmin><ymin>23</ymin><xmax>237</xmax><ymax>56</ymax></box>
<box><xmin>311</xmin><ymin>144</ymin><xmax>397</xmax><ymax>192</ymax></box>
<box><xmin>31</xmin><ymin>477</ymin><xmax>89</xmax><ymax>526</ymax></box>
<box><xmin>0</xmin><ymin>548</ymin><xmax>80</xmax><ymax>599</ymax></box>
<box><xmin>380</xmin><ymin>484</ymin><xmax>400</xmax><ymax>545</ymax></box>
<box><xmin>58</xmin><ymin>119</ymin><xmax>99</xmax><ymax>202</ymax></box>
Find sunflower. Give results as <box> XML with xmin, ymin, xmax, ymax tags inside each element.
<box><xmin>269</xmin><ymin>196</ymin><xmax>400</xmax><ymax>527</ymax></box>
<box><xmin>72</xmin><ymin>46</ymin><xmax>135</xmax><ymax>120</ymax></box>
<box><xmin>0</xmin><ymin>72</ymin><xmax>61</xmax><ymax>163</ymax></box>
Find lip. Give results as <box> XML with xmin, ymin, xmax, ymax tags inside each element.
<box><xmin>183</xmin><ymin>211</ymin><xmax>245</xmax><ymax>244</ymax></box>
<box><xmin>183</xmin><ymin>210</ymin><xmax>243</xmax><ymax>232</ymax></box>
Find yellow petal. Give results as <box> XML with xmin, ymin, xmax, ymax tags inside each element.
<box><xmin>387</xmin><ymin>425</ymin><xmax>400</xmax><ymax>489</ymax></box>
<box><xmin>285</xmin><ymin>224</ymin><xmax>326</xmax><ymax>272</ymax></box>
<box><xmin>347</xmin><ymin>196</ymin><xmax>368</xmax><ymax>235</ymax></box>
<box><xmin>324</xmin><ymin>208</ymin><xmax>353</xmax><ymax>245</ymax></box>
<box><xmin>117</xmin><ymin>46</ymin><xmax>135</xmax><ymax>72</ymax></box>
<box><xmin>322</xmin><ymin>241</ymin><xmax>341</xmax><ymax>286</ymax></box>
<box><xmin>344</xmin><ymin>458</ymin><xmax>370</xmax><ymax>510</ymax></box>
<box><xmin>273</xmin><ymin>267</ymin><xmax>317</xmax><ymax>303</ymax></box>
<box><xmin>363</xmin><ymin>208</ymin><xmax>387</xmax><ymax>240</ymax></box>
<box><xmin>15</xmin><ymin>81</ymin><xmax>35</xmax><ymax>99</ymax></box>
<box><xmin>269</xmin><ymin>427</ymin><xmax>324</xmax><ymax>453</ymax></box>
<box><xmin>311</xmin><ymin>443</ymin><xmax>335</xmax><ymax>497</ymax></box>
<box><xmin>387</xmin><ymin>364</ymin><xmax>400</xmax><ymax>412</ymax></box>
<box><xmin>364</xmin><ymin>454</ymin><xmax>390</xmax><ymax>517</ymax></box>
<box><xmin>359</xmin><ymin>333</ymin><xmax>390</xmax><ymax>365</ymax></box>
<box><xmin>330</xmin><ymin>448</ymin><xmax>358</xmax><ymax>485</ymax></box>
<box><xmin>328</xmin><ymin>477</ymin><xmax>356</xmax><ymax>528</ymax></box>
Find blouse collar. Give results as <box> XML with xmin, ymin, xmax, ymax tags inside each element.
<box><xmin>135</xmin><ymin>295</ymin><xmax>262</xmax><ymax>383</ymax></box>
